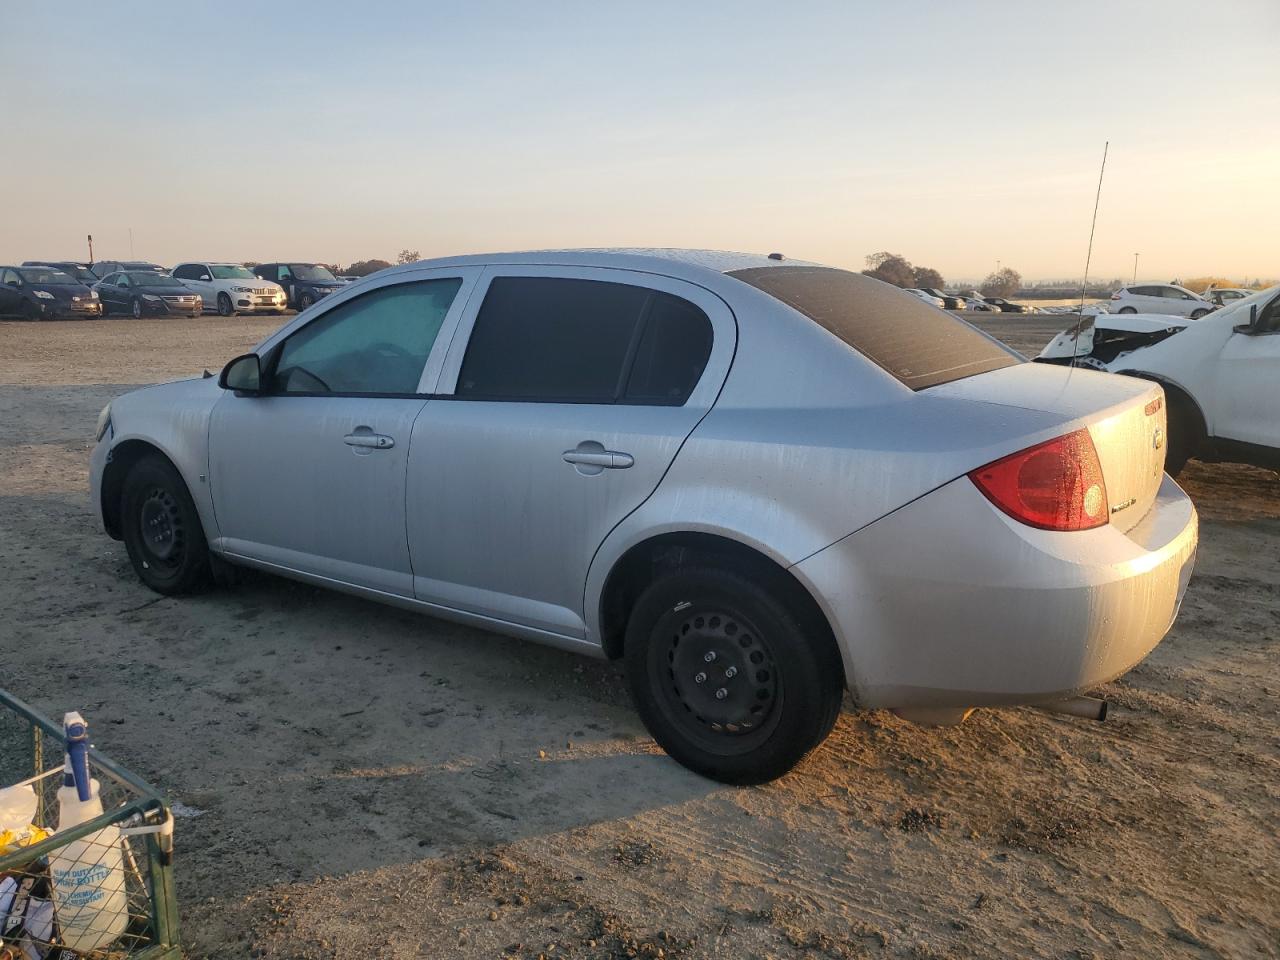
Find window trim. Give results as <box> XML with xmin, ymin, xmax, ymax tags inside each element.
<box><xmin>435</xmin><ymin>265</ymin><xmax>732</xmax><ymax>409</ymax></box>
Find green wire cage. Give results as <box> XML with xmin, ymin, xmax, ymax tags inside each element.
<box><xmin>0</xmin><ymin>689</ymin><xmax>179</xmax><ymax>959</ymax></box>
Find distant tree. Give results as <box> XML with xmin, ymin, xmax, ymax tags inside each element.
<box><xmin>913</xmin><ymin>266</ymin><xmax>945</xmax><ymax>290</ymax></box>
<box><xmin>1183</xmin><ymin>276</ymin><xmax>1232</xmax><ymax>294</ymax></box>
<box><xmin>980</xmin><ymin>266</ymin><xmax>1022</xmax><ymax>298</ymax></box>
<box><xmin>342</xmin><ymin>259</ymin><xmax>393</xmax><ymax>277</ymax></box>
<box><xmin>861</xmin><ymin>251</ymin><xmax>916</xmax><ymax>288</ymax></box>
<box><xmin>240</xmin><ymin>261</ymin><xmax>259</xmax><ymax>268</ymax></box>
<box><xmin>397</xmin><ymin>249</ymin><xmax>421</xmax><ymax>265</ymax></box>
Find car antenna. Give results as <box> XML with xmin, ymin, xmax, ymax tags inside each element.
<box><xmin>1070</xmin><ymin>141</ymin><xmax>1109</xmax><ymax>375</ymax></box>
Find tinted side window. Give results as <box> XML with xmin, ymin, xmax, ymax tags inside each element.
<box><xmin>456</xmin><ymin>277</ymin><xmax>649</xmax><ymax>402</ymax></box>
<box><xmin>271</xmin><ymin>278</ymin><xmax>462</xmax><ymax>395</ymax></box>
<box><xmin>253</xmin><ymin>265</ymin><xmax>274</xmax><ymax>281</ymax></box>
<box><xmin>172</xmin><ymin>264</ymin><xmax>193</xmax><ymax>280</ymax></box>
<box><xmin>623</xmin><ymin>292</ymin><xmax>713</xmax><ymax>405</ymax></box>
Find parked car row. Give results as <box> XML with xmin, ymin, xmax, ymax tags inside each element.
<box><xmin>903</xmin><ymin>287</ymin><xmax>1032</xmax><ymax>313</ymax></box>
<box><xmin>1</xmin><ymin>258</ymin><xmax>358</xmax><ymax>319</ymax></box>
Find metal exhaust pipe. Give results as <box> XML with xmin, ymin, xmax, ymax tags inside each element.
<box><xmin>1033</xmin><ymin>696</ymin><xmax>1108</xmax><ymax>721</ymax></box>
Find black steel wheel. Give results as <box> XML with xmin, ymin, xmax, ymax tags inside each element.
<box><xmin>625</xmin><ymin>565</ymin><xmax>843</xmax><ymax>784</ymax></box>
<box><xmin>121</xmin><ymin>454</ymin><xmax>211</xmax><ymax>594</ymax></box>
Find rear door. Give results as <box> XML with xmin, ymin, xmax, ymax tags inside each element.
<box><xmin>406</xmin><ymin>266</ymin><xmax>734</xmax><ymax>638</ymax></box>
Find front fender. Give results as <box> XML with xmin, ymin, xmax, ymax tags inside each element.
<box><xmin>100</xmin><ymin>378</ymin><xmax>222</xmax><ymax>543</ymax></box>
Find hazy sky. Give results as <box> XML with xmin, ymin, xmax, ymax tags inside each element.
<box><xmin>4</xmin><ymin>0</ymin><xmax>1277</xmax><ymax>282</ymax></box>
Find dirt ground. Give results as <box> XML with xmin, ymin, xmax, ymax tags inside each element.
<box><xmin>1</xmin><ymin>314</ymin><xmax>1277</xmax><ymax>960</ymax></box>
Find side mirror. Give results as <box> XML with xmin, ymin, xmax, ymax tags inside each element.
<box><xmin>219</xmin><ymin>353</ymin><xmax>263</xmax><ymax>393</ymax></box>
<box><xmin>1250</xmin><ymin>304</ymin><xmax>1259</xmax><ymax>329</ymax></box>
<box><xmin>199</xmin><ymin>274</ymin><xmax>211</xmax><ymax>282</ymax></box>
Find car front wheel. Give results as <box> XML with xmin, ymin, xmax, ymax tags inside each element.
<box><xmin>298</xmin><ymin>291</ymin><xmax>314</xmax><ymax>310</ymax></box>
<box><xmin>131</xmin><ymin>298</ymin><xmax>143</xmax><ymax>319</ymax></box>
<box><xmin>121</xmin><ymin>454</ymin><xmax>211</xmax><ymax>595</ymax></box>
<box><xmin>1118</xmin><ymin>306</ymin><xmax>1137</xmax><ymax>314</ymax></box>
<box><xmin>624</xmin><ymin>566</ymin><xmax>843</xmax><ymax>784</ymax></box>
<box><xmin>217</xmin><ymin>292</ymin><xmax>235</xmax><ymax>316</ymax></box>
<box><xmin>1190</xmin><ymin>309</ymin><xmax>1208</xmax><ymax>319</ymax></box>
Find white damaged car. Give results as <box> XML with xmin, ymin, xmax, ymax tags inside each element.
<box><xmin>1039</xmin><ymin>285</ymin><xmax>1280</xmax><ymax>474</ymax></box>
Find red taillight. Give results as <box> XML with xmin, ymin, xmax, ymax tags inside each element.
<box><xmin>968</xmin><ymin>429</ymin><xmax>1109</xmax><ymax>531</ymax></box>
<box><xmin>1110</xmin><ymin>292</ymin><xmax>1121</xmax><ymax>300</ymax></box>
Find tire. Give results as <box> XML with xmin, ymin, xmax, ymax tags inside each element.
<box><xmin>297</xmin><ymin>291</ymin><xmax>314</xmax><ymax>310</ymax></box>
<box><xmin>1117</xmin><ymin>306</ymin><xmax>1137</xmax><ymax>314</ymax></box>
<box><xmin>100</xmin><ymin>300</ymin><xmax>110</xmax><ymax>316</ymax></box>
<box><xmin>217</xmin><ymin>292</ymin><xmax>235</xmax><ymax>317</ymax></box>
<box><xmin>131</xmin><ymin>298</ymin><xmax>143</xmax><ymax>319</ymax></box>
<box><xmin>624</xmin><ymin>566</ymin><xmax>843</xmax><ymax>784</ymax></box>
<box><xmin>1190</xmin><ymin>309</ymin><xmax>1208</xmax><ymax>319</ymax></box>
<box><xmin>21</xmin><ymin>300</ymin><xmax>39</xmax><ymax>321</ymax></box>
<box><xmin>120</xmin><ymin>454</ymin><xmax>211</xmax><ymax>595</ymax></box>
<box><xmin>1164</xmin><ymin>392</ymin><xmax>1201</xmax><ymax>477</ymax></box>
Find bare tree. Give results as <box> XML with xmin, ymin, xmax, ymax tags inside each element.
<box><xmin>861</xmin><ymin>251</ymin><xmax>915</xmax><ymax>288</ymax></box>
<box><xmin>913</xmin><ymin>266</ymin><xmax>944</xmax><ymax>290</ymax></box>
<box><xmin>980</xmin><ymin>267</ymin><xmax>1022</xmax><ymax>298</ymax></box>
<box><xmin>342</xmin><ymin>259</ymin><xmax>394</xmax><ymax>277</ymax></box>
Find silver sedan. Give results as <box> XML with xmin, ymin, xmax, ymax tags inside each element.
<box><xmin>90</xmin><ymin>250</ymin><xmax>1198</xmax><ymax>783</ymax></box>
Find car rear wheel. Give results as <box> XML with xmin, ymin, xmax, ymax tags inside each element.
<box><xmin>1118</xmin><ymin>306</ymin><xmax>1137</xmax><ymax>314</ymax></box>
<box><xmin>121</xmin><ymin>454</ymin><xmax>211</xmax><ymax>595</ymax></box>
<box><xmin>624</xmin><ymin>566</ymin><xmax>843</xmax><ymax>784</ymax></box>
<box><xmin>217</xmin><ymin>292</ymin><xmax>235</xmax><ymax>317</ymax></box>
<box><xmin>131</xmin><ymin>298</ymin><xmax>143</xmax><ymax>319</ymax></box>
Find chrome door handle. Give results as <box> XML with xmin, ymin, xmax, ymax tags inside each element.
<box><xmin>562</xmin><ymin>445</ymin><xmax>634</xmax><ymax>472</ymax></box>
<box><xmin>344</xmin><ymin>433</ymin><xmax>394</xmax><ymax>449</ymax></box>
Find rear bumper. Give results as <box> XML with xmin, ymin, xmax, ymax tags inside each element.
<box><xmin>793</xmin><ymin>473</ymin><xmax>1198</xmax><ymax>709</ymax></box>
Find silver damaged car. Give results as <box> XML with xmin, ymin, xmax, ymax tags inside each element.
<box><xmin>90</xmin><ymin>250</ymin><xmax>1199</xmax><ymax>783</ymax></box>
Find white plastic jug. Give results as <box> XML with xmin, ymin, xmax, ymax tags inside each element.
<box><xmin>47</xmin><ymin>775</ymin><xmax>128</xmax><ymax>952</ymax></box>
<box><xmin>0</xmin><ymin>784</ymin><xmax>37</xmax><ymax>833</ymax></box>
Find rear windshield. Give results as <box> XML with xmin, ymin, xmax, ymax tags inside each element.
<box><xmin>728</xmin><ymin>266</ymin><xmax>1020</xmax><ymax>390</ymax></box>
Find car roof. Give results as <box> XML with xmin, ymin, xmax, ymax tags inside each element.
<box><xmin>373</xmin><ymin>248</ymin><xmax>819</xmax><ymax>287</ymax></box>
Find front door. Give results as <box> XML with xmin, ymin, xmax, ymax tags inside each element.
<box><xmin>208</xmin><ymin>272</ymin><xmax>476</xmax><ymax>595</ymax></box>
<box><xmin>1213</xmin><ymin>293</ymin><xmax>1280</xmax><ymax>450</ymax></box>
<box><xmin>406</xmin><ymin>267</ymin><xmax>734</xmax><ymax>638</ymax></box>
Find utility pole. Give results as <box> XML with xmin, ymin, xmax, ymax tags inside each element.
<box><xmin>87</xmin><ymin>234</ymin><xmax>94</xmax><ymax>265</ymax></box>
<box><xmin>1133</xmin><ymin>252</ymin><xmax>1139</xmax><ymax>282</ymax></box>
<box><xmin>129</xmin><ymin>228</ymin><xmax>134</xmax><ymax>258</ymax></box>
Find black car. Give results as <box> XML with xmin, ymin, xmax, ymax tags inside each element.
<box><xmin>918</xmin><ymin>287</ymin><xmax>966</xmax><ymax>310</ymax></box>
<box><xmin>94</xmin><ymin>271</ymin><xmax>203</xmax><ymax>318</ymax></box>
<box><xmin>0</xmin><ymin>264</ymin><xmax>101</xmax><ymax>319</ymax></box>
<box><xmin>91</xmin><ymin>260</ymin><xmax>165</xmax><ymax>278</ymax></box>
<box><xmin>982</xmin><ymin>297</ymin><xmax>1030</xmax><ymax>313</ymax></box>
<box><xmin>23</xmin><ymin>260</ymin><xmax>102</xmax><ymax>286</ymax></box>
<box><xmin>253</xmin><ymin>262</ymin><xmax>345</xmax><ymax>310</ymax></box>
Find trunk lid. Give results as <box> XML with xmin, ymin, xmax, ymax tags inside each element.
<box><xmin>927</xmin><ymin>363</ymin><xmax>1167</xmax><ymax>533</ymax></box>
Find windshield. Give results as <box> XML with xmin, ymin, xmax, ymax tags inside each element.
<box><xmin>19</xmin><ymin>268</ymin><xmax>77</xmax><ymax>285</ymax></box>
<box><xmin>729</xmin><ymin>266</ymin><xmax>1020</xmax><ymax>391</ymax></box>
<box><xmin>132</xmin><ymin>273</ymin><xmax>175</xmax><ymax>287</ymax></box>
<box><xmin>290</xmin><ymin>264</ymin><xmax>337</xmax><ymax>282</ymax></box>
<box><xmin>210</xmin><ymin>265</ymin><xmax>256</xmax><ymax>280</ymax></box>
